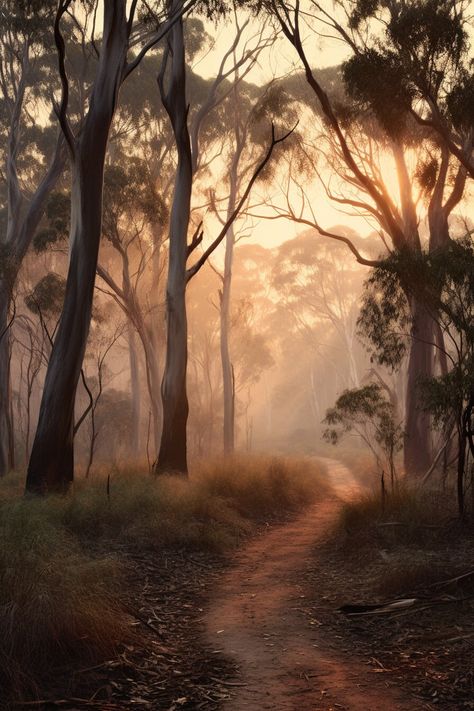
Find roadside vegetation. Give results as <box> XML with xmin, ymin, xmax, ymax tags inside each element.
<box><xmin>0</xmin><ymin>456</ymin><xmax>325</xmax><ymax>705</ymax></box>
<box><xmin>309</xmin><ymin>452</ymin><xmax>474</xmax><ymax>709</ymax></box>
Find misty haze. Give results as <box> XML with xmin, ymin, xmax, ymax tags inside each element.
<box><xmin>1</xmin><ymin>1</ymin><xmax>474</xmax><ymax>710</ymax></box>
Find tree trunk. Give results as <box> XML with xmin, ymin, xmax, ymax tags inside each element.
<box><xmin>26</xmin><ymin>4</ymin><xmax>128</xmax><ymax>493</ymax></box>
<box><xmin>220</xmin><ymin>225</ymin><xmax>235</xmax><ymax>455</ymax></box>
<box><xmin>0</xmin><ymin>286</ymin><xmax>13</xmax><ymax>477</ymax></box>
<box><xmin>26</xmin><ymin>159</ymin><xmax>107</xmax><ymax>492</ymax></box>
<box><xmin>155</xmin><ymin>6</ymin><xmax>192</xmax><ymax>475</ymax></box>
<box><xmin>141</xmin><ymin>333</ymin><xmax>162</xmax><ymax>455</ymax></box>
<box><xmin>404</xmin><ymin>296</ymin><xmax>433</xmax><ymax>475</ymax></box>
<box><xmin>128</xmin><ymin>322</ymin><xmax>141</xmax><ymax>456</ymax></box>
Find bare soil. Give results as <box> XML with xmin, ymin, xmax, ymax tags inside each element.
<box><xmin>204</xmin><ymin>460</ymin><xmax>419</xmax><ymax>711</ymax></box>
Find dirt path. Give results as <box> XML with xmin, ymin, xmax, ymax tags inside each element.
<box><xmin>205</xmin><ymin>459</ymin><xmax>419</xmax><ymax>711</ymax></box>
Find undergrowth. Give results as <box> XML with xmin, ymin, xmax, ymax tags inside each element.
<box><xmin>0</xmin><ymin>455</ymin><xmax>325</xmax><ymax>706</ymax></box>
<box><xmin>336</xmin><ymin>459</ymin><xmax>472</xmax><ymax>599</ymax></box>
<box><xmin>340</xmin><ymin>484</ymin><xmax>458</xmax><ymax>547</ymax></box>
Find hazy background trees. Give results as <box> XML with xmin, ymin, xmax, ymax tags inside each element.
<box><xmin>1</xmin><ymin>0</ymin><xmax>473</xmax><ymax>493</ymax></box>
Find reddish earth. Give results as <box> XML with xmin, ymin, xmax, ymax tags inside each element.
<box><xmin>205</xmin><ymin>460</ymin><xmax>419</xmax><ymax>711</ymax></box>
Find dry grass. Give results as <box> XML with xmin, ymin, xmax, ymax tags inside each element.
<box><xmin>0</xmin><ymin>497</ymin><xmax>129</xmax><ymax>702</ymax></box>
<box><xmin>334</xmin><ymin>454</ymin><xmax>471</xmax><ymax>600</ymax></box>
<box><xmin>340</xmin><ymin>484</ymin><xmax>456</xmax><ymax>546</ymax></box>
<box><xmin>0</xmin><ymin>455</ymin><xmax>325</xmax><ymax>704</ymax></box>
<box><xmin>60</xmin><ymin>455</ymin><xmax>326</xmax><ymax>551</ymax></box>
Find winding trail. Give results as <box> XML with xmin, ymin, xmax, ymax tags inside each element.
<box><xmin>205</xmin><ymin>459</ymin><xmax>418</xmax><ymax>711</ymax></box>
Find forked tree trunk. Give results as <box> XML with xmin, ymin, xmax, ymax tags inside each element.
<box><xmin>155</xmin><ymin>5</ymin><xmax>192</xmax><ymax>475</ymax></box>
<box><xmin>26</xmin><ymin>4</ymin><xmax>128</xmax><ymax>493</ymax></box>
<box><xmin>404</xmin><ymin>296</ymin><xmax>433</xmax><ymax>475</ymax></box>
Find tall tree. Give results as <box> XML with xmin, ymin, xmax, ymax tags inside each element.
<box><xmin>262</xmin><ymin>0</ymin><xmax>470</xmax><ymax>474</ymax></box>
<box><xmin>211</xmin><ymin>72</ymin><xmax>296</xmax><ymax>454</ymax></box>
<box><xmin>0</xmin><ymin>1</ymin><xmax>65</xmax><ymax>477</ymax></box>
<box><xmin>25</xmin><ymin>0</ymin><xmax>197</xmax><ymax>494</ymax></box>
<box><xmin>155</xmin><ymin>4</ymin><xmax>293</xmax><ymax>473</ymax></box>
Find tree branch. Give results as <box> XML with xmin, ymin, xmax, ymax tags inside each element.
<box><xmin>53</xmin><ymin>0</ymin><xmax>76</xmax><ymax>156</ymax></box>
<box><xmin>186</xmin><ymin>122</ymin><xmax>297</xmax><ymax>282</ymax></box>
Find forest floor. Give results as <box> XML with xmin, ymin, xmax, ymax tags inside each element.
<box><xmin>29</xmin><ymin>458</ymin><xmax>474</xmax><ymax>711</ymax></box>
<box><xmin>203</xmin><ymin>459</ymin><xmax>417</xmax><ymax>711</ymax></box>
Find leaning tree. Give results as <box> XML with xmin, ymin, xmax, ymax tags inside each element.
<box><xmin>260</xmin><ymin>0</ymin><xmax>471</xmax><ymax>474</ymax></box>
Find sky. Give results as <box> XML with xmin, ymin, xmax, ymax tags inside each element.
<box><xmin>92</xmin><ymin>2</ymin><xmax>474</xmax><ymax>257</ymax></box>
<box><xmin>191</xmin><ymin>8</ymin><xmax>363</xmax><ymax>253</ymax></box>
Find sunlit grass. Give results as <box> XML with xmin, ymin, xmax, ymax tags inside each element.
<box><xmin>60</xmin><ymin>455</ymin><xmax>326</xmax><ymax>550</ymax></box>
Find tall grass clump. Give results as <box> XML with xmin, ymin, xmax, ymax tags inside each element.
<box><xmin>0</xmin><ymin>496</ymin><xmax>129</xmax><ymax>701</ymax></box>
<box><xmin>339</xmin><ymin>484</ymin><xmax>456</xmax><ymax>548</ymax></box>
<box><xmin>195</xmin><ymin>456</ymin><xmax>325</xmax><ymax>518</ymax></box>
<box><xmin>63</xmin><ymin>455</ymin><xmax>326</xmax><ymax>551</ymax></box>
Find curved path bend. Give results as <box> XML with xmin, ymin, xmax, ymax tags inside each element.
<box><xmin>205</xmin><ymin>459</ymin><xmax>419</xmax><ymax>711</ymax></box>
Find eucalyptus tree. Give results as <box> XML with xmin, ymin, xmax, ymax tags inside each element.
<box><xmin>272</xmin><ymin>229</ymin><xmax>367</xmax><ymax>390</ymax></box>
<box><xmin>0</xmin><ymin>1</ymin><xmax>65</xmax><ymax>477</ymax></box>
<box><xmin>97</xmin><ymin>161</ymin><xmax>167</xmax><ymax>457</ymax></box>
<box><xmin>345</xmin><ymin>0</ymin><xmax>474</xmax><ymax>182</ymax></box>
<box><xmin>96</xmin><ymin>21</ymin><xmax>218</xmax><ymax>459</ymax></box>
<box><xmin>25</xmin><ymin>0</ymin><xmax>198</xmax><ymax>494</ymax></box>
<box><xmin>155</xmin><ymin>1</ymin><xmax>294</xmax><ymax>474</ymax></box>
<box><xmin>261</xmin><ymin>0</ymin><xmax>470</xmax><ymax>474</ymax></box>
<box><xmin>210</xmin><ymin>73</ymin><xmax>297</xmax><ymax>455</ymax></box>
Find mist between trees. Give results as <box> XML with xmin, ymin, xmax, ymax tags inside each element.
<box><xmin>1</xmin><ymin>0</ymin><xmax>474</xmax><ymax>509</ymax></box>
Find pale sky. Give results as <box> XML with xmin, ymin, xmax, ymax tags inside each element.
<box><xmin>90</xmin><ymin>3</ymin><xmax>473</xmax><ymax>257</ymax></box>
<box><xmin>192</xmin><ymin>8</ymin><xmax>361</xmax><ymax>254</ymax></box>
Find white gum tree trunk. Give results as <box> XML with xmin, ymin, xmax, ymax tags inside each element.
<box><xmin>155</xmin><ymin>3</ymin><xmax>192</xmax><ymax>474</ymax></box>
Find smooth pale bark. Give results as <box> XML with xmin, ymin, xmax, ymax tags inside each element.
<box><xmin>155</xmin><ymin>6</ymin><xmax>192</xmax><ymax>475</ymax></box>
<box><xmin>26</xmin><ymin>4</ymin><xmax>128</xmax><ymax>493</ymax></box>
